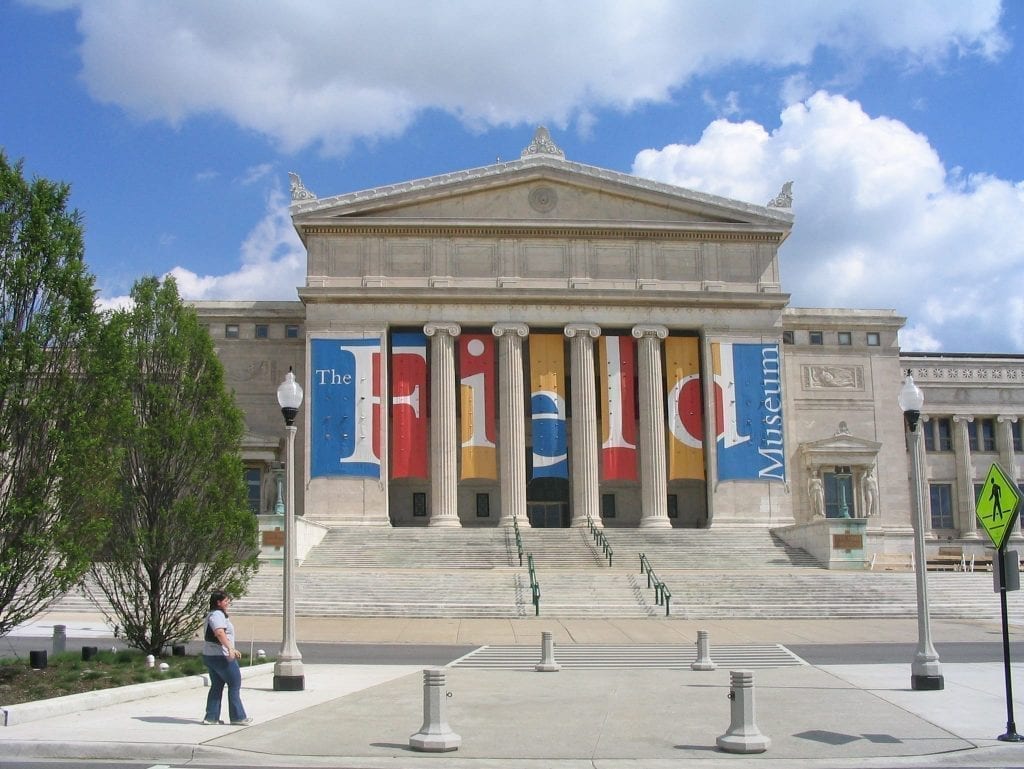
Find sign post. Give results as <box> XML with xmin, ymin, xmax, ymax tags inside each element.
<box><xmin>976</xmin><ymin>462</ymin><xmax>1023</xmax><ymax>742</ymax></box>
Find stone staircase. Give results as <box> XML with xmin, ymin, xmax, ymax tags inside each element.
<box><xmin>44</xmin><ymin>527</ymin><xmax>1024</xmax><ymax>622</ymax></box>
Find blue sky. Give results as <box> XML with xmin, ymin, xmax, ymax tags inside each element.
<box><xmin>2</xmin><ymin>1</ymin><xmax>1022</xmax><ymax>353</ymax></box>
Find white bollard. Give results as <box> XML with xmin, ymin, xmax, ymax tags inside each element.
<box><xmin>52</xmin><ymin>625</ymin><xmax>67</xmax><ymax>656</ymax></box>
<box><xmin>409</xmin><ymin>667</ymin><xmax>461</xmax><ymax>752</ymax></box>
<box><xmin>691</xmin><ymin>629</ymin><xmax>716</xmax><ymax>671</ymax></box>
<box><xmin>159</xmin><ymin>662</ymin><xmax>170</xmax><ymax>673</ymax></box>
<box><xmin>535</xmin><ymin>631</ymin><xmax>561</xmax><ymax>672</ymax></box>
<box><xmin>717</xmin><ymin>670</ymin><xmax>770</xmax><ymax>753</ymax></box>
<box><xmin>145</xmin><ymin>654</ymin><xmax>155</xmax><ymax>668</ymax></box>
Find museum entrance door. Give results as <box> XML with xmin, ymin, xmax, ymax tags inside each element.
<box><xmin>528</xmin><ymin>502</ymin><xmax>567</xmax><ymax>528</ymax></box>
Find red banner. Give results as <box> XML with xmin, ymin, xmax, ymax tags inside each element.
<box><xmin>390</xmin><ymin>332</ymin><xmax>428</xmax><ymax>479</ymax></box>
<box><xmin>599</xmin><ymin>335</ymin><xmax>638</xmax><ymax>481</ymax></box>
<box><xmin>459</xmin><ymin>334</ymin><xmax>497</xmax><ymax>479</ymax></box>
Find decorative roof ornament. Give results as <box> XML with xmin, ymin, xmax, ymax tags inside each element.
<box><xmin>289</xmin><ymin>172</ymin><xmax>317</xmax><ymax>202</ymax></box>
<box><xmin>520</xmin><ymin>126</ymin><xmax>565</xmax><ymax>159</ymax></box>
<box><xmin>767</xmin><ymin>181</ymin><xmax>793</xmax><ymax>209</ymax></box>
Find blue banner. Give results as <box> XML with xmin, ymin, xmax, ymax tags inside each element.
<box><xmin>713</xmin><ymin>342</ymin><xmax>785</xmax><ymax>482</ymax></box>
<box><xmin>310</xmin><ymin>338</ymin><xmax>382</xmax><ymax>478</ymax></box>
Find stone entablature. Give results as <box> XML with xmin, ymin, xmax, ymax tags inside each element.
<box><xmin>906</xmin><ymin>362</ymin><xmax>1024</xmax><ymax>384</ymax></box>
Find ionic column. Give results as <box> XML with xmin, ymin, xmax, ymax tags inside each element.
<box><xmin>424</xmin><ymin>322</ymin><xmax>461</xmax><ymax>527</ymax></box>
<box><xmin>997</xmin><ymin>415</ymin><xmax>1021</xmax><ymax>539</ymax></box>
<box><xmin>493</xmin><ymin>323</ymin><xmax>530</xmax><ymax>528</ymax></box>
<box><xmin>952</xmin><ymin>415</ymin><xmax>979</xmax><ymax>538</ymax></box>
<box><xmin>632</xmin><ymin>325</ymin><xmax>670</xmax><ymax>528</ymax></box>
<box><xmin>565</xmin><ymin>324</ymin><xmax>601</xmax><ymax>528</ymax></box>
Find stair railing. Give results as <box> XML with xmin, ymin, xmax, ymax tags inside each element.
<box><xmin>527</xmin><ymin>553</ymin><xmax>540</xmax><ymax>615</ymax></box>
<box><xmin>592</xmin><ymin>528</ymin><xmax>614</xmax><ymax>567</ymax></box>
<box><xmin>639</xmin><ymin>553</ymin><xmax>672</xmax><ymax>616</ymax></box>
<box><xmin>513</xmin><ymin>517</ymin><xmax>524</xmax><ymax>566</ymax></box>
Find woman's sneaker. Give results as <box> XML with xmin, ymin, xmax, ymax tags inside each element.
<box><xmin>202</xmin><ymin>718</ymin><xmax>224</xmax><ymax>725</ymax></box>
<box><xmin>230</xmin><ymin>717</ymin><xmax>254</xmax><ymax>725</ymax></box>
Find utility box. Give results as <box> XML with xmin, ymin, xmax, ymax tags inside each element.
<box><xmin>995</xmin><ymin>550</ymin><xmax>1020</xmax><ymax>592</ymax></box>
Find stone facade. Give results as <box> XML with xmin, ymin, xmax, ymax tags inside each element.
<box><xmin>195</xmin><ymin>129</ymin><xmax>1024</xmax><ymax>558</ymax></box>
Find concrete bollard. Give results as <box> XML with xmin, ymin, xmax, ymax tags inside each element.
<box><xmin>717</xmin><ymin>670</ymin><xmax>770</xmax><ymax>754</ymax></box>
<box><xmin>52</xmin><ymin>625</ymin><xmax>66</xmax><ymax>656</ymax></box>
<box><xmin>691</xmin><ymin>629</ymin><xmax>716</xmax><ymax>671</ymax></box>
<box><xmin>145</xmin><ymin>654</ymin><xmax>155</xmax><ymax>668</ymax></box>
<box><xmin>535</xmin><ymin>631</ymin><xmax>561</xmax><ymax>672</ymax></box>
<box><xmin>409</xmin><ymin>667</ymin><xmax>461</xmax><ymax>752</ymax></box>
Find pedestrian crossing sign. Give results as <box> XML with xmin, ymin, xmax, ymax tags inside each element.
<box><xmin>976</xmin><ymin>463</ymin><xmax>1021</xmax><ymax>550</ymax></box>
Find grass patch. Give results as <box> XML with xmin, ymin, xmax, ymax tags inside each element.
<box><xmin>0</xmin><ymin>649</ymin><xmax>218</xmax><ymax>706</ymax></box>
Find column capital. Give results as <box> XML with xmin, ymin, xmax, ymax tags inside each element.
<box><xmin>952</xmin><ymin>414</ymin><xmax>974</xmax><ymax>424</ymax></box>
<box><xmin>631</xmin><ymin>324</ymin><xmax>669</xmax><ymax>340</ymax></box>
<box><xmin>492</xmin><ymin>322</ymin><xmax>529</xmax><ymax>338</ymax></box>
<box><xmin>424</xmin><ymin>322</ymin><xmax>461</xmax><ymax>338</ymax></box>
<box><xmin>564</xmin><ymin>323</ymin><xmax>601</xmax><ymax>340</ymax></box>
<box><xmin>997</xmin><ymin>414</ymin><xmax>1020</xmax><ymax>424</ymax></box>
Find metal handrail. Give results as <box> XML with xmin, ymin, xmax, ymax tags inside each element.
<box><xmin>527</xmin><ymin>553</ymin><xmax>540</xmax><ymax>615</ymax></box>
<box><xmin>513</xmin><ymin>517</ymin><xmax>524</xmax><ymax>566</ymax></box>
<box><xmin>639</xmin><ymin>552</ymin><xmax>671</xmax><ymax>616</ymax></box>
<box><xmin>593</xmin><ymin>528</ymin><xmax>613</xmax><ymax>567</ymax></box>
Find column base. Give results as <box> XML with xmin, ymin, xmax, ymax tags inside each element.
<box><xmin>911</xmin><ymin>674</ymin><xmax>944</xmax><ymax>690</ymax></box>
<box><xmin>273</xmin><ymin>674</ymin><xmax>305</xmax><ymax>691</ymax></box>
<box><xmin>640</xmin><ymin>517</ymin><xmax>672</xmax><ymax>529</ymax></box>
<box><xmin>428</xmin><ymin>517</ymin><xmax>462</xmax><ymax>527</ymax></box>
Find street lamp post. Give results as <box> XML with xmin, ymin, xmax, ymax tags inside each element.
<box><xmin>273</xmin><ymin>367</ymin><xmax>304</xmax><ymax>691</ymax></box>
<box><xmin>898</xmin><ymin>371</ymin><xmax>944</xmax><ymax>691</ymax></box>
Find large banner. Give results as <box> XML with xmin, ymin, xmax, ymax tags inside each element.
<box><xmin>598</xmin><ymin>335</ymin><xmax>637</xmax><ymax>481</ymax></box>
<box><xmin>310</xmin><ymin>337</ymin><xmax>382</xmax><ymax>478</ymax></box>
<box><xmin>390</xmin><ymin>331</ymin><xmax>428</xmax><ymax>479</ymax></box>
<box><xmin>665</xmin><ymin>337</ymin><xmax>705</xmax><ymax>480</ymax></box>
<box><xmin>712</xmin><ymin>342</ymin><xmax>785</xmax><ymax>482</ymax></box>
<box><xmin>459</xmin><ymin>334</ymin><xmax>497</xmax><ymax>480</ymax></box>
<box><xmin>529</xmin><ymin>334</ymin><xmax>568</xmax><ymax>479</ymax></box>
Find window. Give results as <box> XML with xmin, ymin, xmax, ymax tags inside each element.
<box><xmin>225</xmin><ymin>324</ymin><xmax>239</xmax><ymax>339</ymax></box>
<box><xmin>601</xmin><ymin>493</ymin><xmax>616</xmax><ymax>519</ymax></box>
<box><xmin>924</xmin><ymin>418</ymin><xmax>952</xmax><ymax>452</ymax></box>
<box><xmin>244</xmin><ymin>468</ymin><xmax>261</xmax><ymax>514</ymax></box>
<box><xmin>476</xmin><ymin>493</ymin><xmax>490</xmax><ymax>517</ymax></box>
<box><xmin>838</xmin><ymin>331</ymin><xmax>852</xmax><ymax>346</ymax></box>
<box><xmin>285</xmin><ymin>324</ymin><xmax>300</xmax><ymax>339</ymax></box>
<box><xmin>929</xmin><ymin>483</ymin><xmax>954</xmax><ymax>529</ymax></box>
<box><xmin>866</xmin><ymin>332</ymin><xmax>880</xmax><ymax>347</ymax></box>
<box><xmin>782</xmin><ymin>330</ymin><xmax>794</xmax><ymax>345</ymax></box>
<box><xmin>667</xmin><ymin>494</ymin><xmax>678</xmax><ymax>518</ymax></box>
<box><xmin>255</xmin><ymin>324</ymin><xmax>269</xmax><ymax>339</ymax></box>
<box><xmin>809</xmin><ymin>331</ymin><xmax>823</xmax><ymax>345</ymax></box>
<box><xmin>1013</xmin><ymin>421</ymin><xmax>1022</xmax><ymax>453</ymax></box>
<box><xmin>413</xmin><ymin>492</ymin><xmax>427</xmax><ymax>517</ymax></box>
<box><xmin>969</xmin><ymin>418</ymin><xmax>996</xmax><ymax>452</ymax></box>
<box><xmin>975</xmin><ymin>483</ymin><xmax>986</xmax><ymax>504</ymax></box>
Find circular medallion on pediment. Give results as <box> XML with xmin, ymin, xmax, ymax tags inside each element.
<box><xmin>528</xmin><ymin>185</ymin><xmax>558</xmax><ymax>213</ymax></box>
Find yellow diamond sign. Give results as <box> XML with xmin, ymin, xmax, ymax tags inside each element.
<box><xmin>975</xmin><ymin>463</ymin><xmax>1022</xmax><ymax>550</ymax></box>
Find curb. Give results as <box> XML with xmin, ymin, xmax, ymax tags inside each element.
<box><xmin>1</xmin><ymin>662</ymin><xmax>275</xmax><ymax>727</ymax></box>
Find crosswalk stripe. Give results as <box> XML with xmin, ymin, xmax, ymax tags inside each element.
<box><xmin>452</xmin><ymin>643</ymin><xmax>806</xmax><ymax>669</ymax></box>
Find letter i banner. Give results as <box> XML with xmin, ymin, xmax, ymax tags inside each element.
<box><xmin>310</xmin><ymin>337</ymin><xmax>383</xmax><ymax>479</ymax></box>
<box><xmin>390</xmin><ymin>331</ymin><xmax>428</xmax><ymax>479</ymax></box>
<box><xmin>711</xmin><ymin>342</ymin><xmax>786</xmax><ymax>483</ymax></box>
<box><xmin>598</xmin><ymin>335</ymin><xmax>637</xmax><ymax>481</ymax></box>
<box><xmin>458</xmin><ymin>334</ymin><xmax>497</xmax><ymax>480</ymax></box>
<box><xmin>529</xmin><ymin>334</ymin><xmax>568</xmax><ymax>479</ymax></box>
<box><xmin>665</xmin><ymin>337</ymin><xmax>705</xmax><ymax>480</ymax></box>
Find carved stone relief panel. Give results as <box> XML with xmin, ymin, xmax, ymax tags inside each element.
<box><xmin>520</xmin><ymin>242</ymin><xmax>569</xmax><ymax>278</ymax></box>
<box><xmin>653</xmin><ymin>243</ymin><xmax>701</xmax><ymax>281</ymax></box>
<box><xmin>802</xmin><ymin>364</ymin><xmax>865</xmax><ymax>391</ymax></box>
<box><xmin>452</xmin><ymin>242</ymin><xmax>498</xmax><ymax>278</ymax></box>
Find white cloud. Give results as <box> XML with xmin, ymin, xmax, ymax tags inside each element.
<box><xmin>633</xmin><ymin>91</ymin><xmax>1024</xmax><ymax>353</ymax></box>
<box><xmin>168</xmin><ymin>187</ymin><xmax>305</xmax><ymax>301</ymax></box>
<box><xmin>238</xmin><ymin>163</ymin><xmax>274</xmax><ymax>186</ymax></box>
<box><xmin>31</xmin><ymin>0</ymin><xmax>1005</xmax><ymax>154</ymax></box>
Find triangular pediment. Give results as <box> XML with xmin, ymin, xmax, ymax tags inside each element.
<box><xmin>291</xmin><ymin>154</ymin><xmax>792</xmax><ymax>234</ymax></box>
<box><xmin>800</xmin><ymin>423</ymin><xmax>882</xmax><ymax>468</ymax></box>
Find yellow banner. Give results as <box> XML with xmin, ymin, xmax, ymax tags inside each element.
<box><xmin>664</xmin><ymin>337</ymin><xmax>705</xmax><ymax>480</ymax></box>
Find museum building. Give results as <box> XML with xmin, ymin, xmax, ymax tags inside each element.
<box><xmin>194</xmin><ymin>128</ymin><xmax>1024</xmax><ymax>560</ymax></box>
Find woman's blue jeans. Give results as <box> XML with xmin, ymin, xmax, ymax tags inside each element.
<box><xmin>203</xmin><ymin>653</ymin><xmax>247</xmax><ymax>722</ymax></box>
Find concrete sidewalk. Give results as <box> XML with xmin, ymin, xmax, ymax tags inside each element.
<box><xmin>3</xmin><ymin>614</ymin><xmax>1024</xmax><ymax>767</ymax></box>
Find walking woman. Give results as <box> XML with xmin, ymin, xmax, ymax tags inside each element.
<box><xmin>202</xmin><ymin>590</ymin><xmax>252</xmax><ymax>725</ymax></box>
